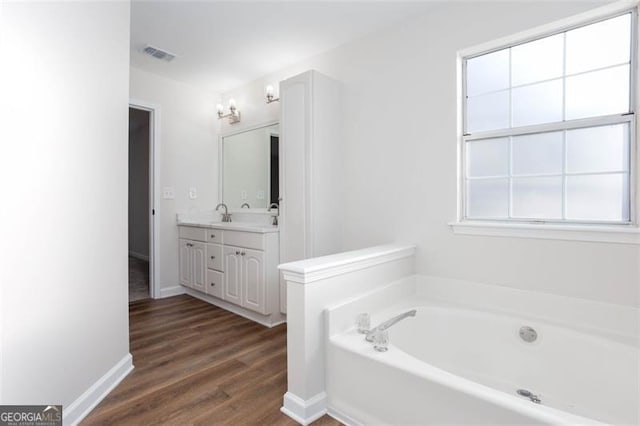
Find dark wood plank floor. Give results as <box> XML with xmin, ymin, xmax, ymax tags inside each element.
<box><xmin>82</xmin><ymin>295</ymin><xmax>340</xmax><ymax>425</ymax></box>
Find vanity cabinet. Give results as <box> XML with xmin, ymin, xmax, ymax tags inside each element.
<box><xmin>178</xmin><ymin>224</ymin><xmax>282</xmax><ymax>326</ymax></box>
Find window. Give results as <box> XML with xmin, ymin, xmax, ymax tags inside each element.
<box><xmin>462</xmin><ymin>12</ymin><xmax>635</xmax><ymax>225</ymax></box>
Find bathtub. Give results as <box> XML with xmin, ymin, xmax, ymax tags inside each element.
<box><xmin>325</xmin><ymin>277</ymin><xmax>639</xmax><ymax>425</ymax></box>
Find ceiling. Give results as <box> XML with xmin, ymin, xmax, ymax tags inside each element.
<box><xmin>130</xmin><ymin>1</ymin><xmax>436</xmax><ymax>93</ymax></box>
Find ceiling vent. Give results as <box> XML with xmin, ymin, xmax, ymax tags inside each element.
<box><xmin>142</xmin><ymin>45</ymin><xmax>176</xmax><ymax>62</ymax></box>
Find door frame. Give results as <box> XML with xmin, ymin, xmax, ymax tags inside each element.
<box><xmin>129</xmin><ymin>99</ymin><xmax>161</xmax><ymax>299</ymax></box>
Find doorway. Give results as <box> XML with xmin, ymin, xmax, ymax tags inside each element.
<box><xmin>128</xmin><ymin>107</ymin><xmax>150</xmax><ymax>301</ymax></box>
<box><xmin>128</xmin><ymin>101</ymin><xmax>159</xmax><ymax>301</ymax></box>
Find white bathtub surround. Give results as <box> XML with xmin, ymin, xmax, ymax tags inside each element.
<box><xmin>325</xmin><ymin>275</ymin><xmax>639</xmax><ymax>425</ymax></box>
<box><xmin>279</xmin><ymin>244</ymin><xmax>416</xmax><ymax>425</ymax></box>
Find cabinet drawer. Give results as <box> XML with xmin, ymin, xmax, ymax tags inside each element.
<box><xmin>178</xmin><ymin>226</ymin><xmax>208</xmax><ymax>242</ymax></box>
<box><xmin>224</xmin><ymin>230</ymin><xmax>264</xmax><ymax>250</ymax></box>
<box><xmin>207</xmin><ymin>229</ymin><xmax>223</xmax><ymax>244</ymax></box>
<box><xmin>206</xmin><ymin>243</ymin><xmax>223</xmax><ymax>271</ymax></box>
<box><xmin>206</xmin><ymin>269</ymin><xmax>224</xmax><ymax>299</ymax></box>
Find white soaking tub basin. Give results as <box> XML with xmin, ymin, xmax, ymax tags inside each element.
<box><xmin>327</xmin><ymin>302</ymin><xmax>639</xmax><ymax>425</ymax></box>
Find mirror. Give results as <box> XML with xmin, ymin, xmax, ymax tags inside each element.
<box><xmin>221</xmin><ymin>123</ymin><xmax>279</xmax><ymax>209</ymax></box>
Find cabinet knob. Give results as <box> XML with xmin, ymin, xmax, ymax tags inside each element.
<box><xmin>241</xmin><ymin>252</ymin><xmax>245</xmax><ymax>256</ymax></box>
<box><xmin>211</xmin><ymin>234</ymin><xmax>215</xmax><ymax>238</ymax></box>
<box><xmin>210</xmin><ymin>256</ymin><xmax>215</xmax><ymax>259</ymax></box>
<box><xmin>210</xmin><ymin>282</ymin><xmax>216</xmax><ymax>286</ymax></box>
<box><xmin>235</xmin><ymin>250</ymin><xmax>240</xmax><ymax>255</ymax></box>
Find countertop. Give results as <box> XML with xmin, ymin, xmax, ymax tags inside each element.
<box><xmin>177</xmin><ymin>219</ymin><xmax>279</xmax><ymax>234</ymax></box>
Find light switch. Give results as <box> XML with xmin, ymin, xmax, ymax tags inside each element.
<box><xmin>257</xmin><ymin>190</ymin><xmax>265</xmax><ymax>200</ymax></box>
<box><xmin>241</xmin><ymin>190</ymin><xmax>247</xmax><ymax>200</ymax></box>
<box><xmin>162</xmin><ymin>186</ymin><xmax>175</xmax><ymax>200</ymax></box>
<box><xmin>189</xmin><ymin>187</ymin><xmax>197</xmax><ymax>199</ymax></box>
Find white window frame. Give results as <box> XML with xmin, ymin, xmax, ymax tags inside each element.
<box><xmin>451</xmin><ymin>1</ymin><xmax>640</xmax><ymax>245</ymax></box>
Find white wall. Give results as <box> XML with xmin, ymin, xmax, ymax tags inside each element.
<box><xmin>129</xmin><ymin>108</ymin><xmax>150</xmax><ymax>259</ymax></box>
<box><xmin>0</xmin><ymin>0</ymin><xmax>131</xmax><ymax>410</ymax></box>
<box><xmin>222</xmin><ymin>1</ymin><xmax>640</xmax><ymax>307</ymax></box>
<box><xmin>129</xmin><ymin>67</ymin><xmax>219</xmax><ymax>295</ymax></box>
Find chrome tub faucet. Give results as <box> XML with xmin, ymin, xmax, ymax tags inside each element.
<box><xmin>365</xmin><ymin>309</ymin><xmax>417</xmax><ymax>342</ymax></box>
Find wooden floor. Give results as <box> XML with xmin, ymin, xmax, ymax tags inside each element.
<box><xmin>82</xmin><ymin>295</ymin><xmax>340</xmax><ymax>425</ymax></box>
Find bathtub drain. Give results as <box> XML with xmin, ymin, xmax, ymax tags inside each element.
<box><xmin>519</xmin><ymin>326</ymin><xmax>537</xmax><ymax>343</ymax></box>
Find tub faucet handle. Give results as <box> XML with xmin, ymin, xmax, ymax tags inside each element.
<box><xmin>356</xmin><ymin>313</ymin><xmax>370</xmax><ymax>334</ymax></box>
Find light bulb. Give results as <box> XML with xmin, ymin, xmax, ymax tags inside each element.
<box><xmin>266</xmin><ymin>85</ymin><xmax>274</xmax><ymax>96</ymax></box>
<box><xmin>228</xmin><ymin>99</ymin><xmax>236</xmax><ymax>109</ymax></box>
<box><xmin>216</xmin><ymin>104</ymin><xmax>224</xmax><ymax>113</ymax></box>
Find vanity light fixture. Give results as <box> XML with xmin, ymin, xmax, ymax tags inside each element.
<box><xmin>265</xmin><ymin>85</ymin><xmax>280</xmax><ymax>104</ymax></box>
<box><xmin>216</xmin><ymin>99</ymin><xmax>241</xmax><ymax>124</ymax></box>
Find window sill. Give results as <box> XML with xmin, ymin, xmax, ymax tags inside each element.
<box><xmin>449</xmin><ymin>221</ymin><xmax>640</xmax><ymax>245</ymax></box>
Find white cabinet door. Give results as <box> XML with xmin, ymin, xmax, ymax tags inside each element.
<box><xmin>191</xmin><ymin>242</ymin><xmax>206</xmax><ymax>293</ymax></box>
<box><xmin>223</xmin><ymin>246</ymin><xmax>242</xmax><ymax>305</ymax></box>
<box><xmin>179</xmin><ymin>239</ymin><xmax>192</xmax><ymax>288</ymax></box>
<box><xmin>241</xmin><ymin>248</ymin><xmax>265</xmax><ymax>314</ymax></box>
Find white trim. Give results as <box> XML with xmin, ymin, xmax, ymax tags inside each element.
<box><xmin>63</xmin><ymin>353</ymin><xmax>133</xmax><ymax>426</ymax></box>
<box><xmin>129</xmin><ymin>99</ymin><xmax>161</xmax><ymax>299</ymax></box>
<box><xmin>278</xmin><ymin>244</ymin><xmax>416</xmax><ymax>285</ymax></box>
<box><xmin>220</xmin><ymin>120</ymin><xmax>279</xmax><ymax>139</ymax></box>
<box><xmin>281</xmin><ymin>391</ymin><xmax>328</xmax><ymax>425</ymax></box>
<box><xmin>128</xmin><ymin>250</ymin><xmax>149</xmax><ymax>262</ymax></box>
<box><xmin>458</xmin><ymin>0</ymin><xmax>640</xmax><ymax>58</ymax></box>
<box><xmin>449</xmin><ymin>221</ymin><xmax>640</xmax><ymax>244</ymax></box>
<box><xmin>326</xmin><ymin>406</ymin><xmax>363</xmax><ymax>426</ymax></box>
<box><xmin>159</xmin><ymin>285</ymin><xmax>186</xmax><ymax>298</ymax></box>
<box><xmin>464</xmin><ymin>113</ymin><xmax>633</xmax><ymax>141</ymax></box>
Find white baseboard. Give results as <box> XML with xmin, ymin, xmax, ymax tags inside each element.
<box><xmin>128</xmin><ymin>251</ymin><xmax>149</xmax><ymax>262</ymax></box>
<box><xmin>159</xmin><ymin>285</ymin><xmax>186</xmax><ymax>298</ymax></box>
<box><xmin>185</xmin><ymin>288</ymin><xmax>286</xmax><ymax>328</ymax></box>
<box><xmin>63</xmin><ymin>353</ymin><xmax>133</xmax><ymax>426</ymax></box>
<box><xmin>327</xmin><ymin>406</ymin><xmax>362</xmax><ymax>426</ymax></box>
<box><xmin>281</xmin><ymin>391</ymin><xmax>327</xmax><ymax>425</ymax></box>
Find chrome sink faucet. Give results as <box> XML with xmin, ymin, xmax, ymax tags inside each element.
<box><xmin>216</xmin><ymin>203</ymin><xmax>232</xmax><ymax>222</ymax></box>
<box><xmin>268</xmin><ymin>203</ymin><xmax>279</xmax><ymax>226</ymax></box>
<box><xmin>365</xmin><ymin>309</ymin><xmax>417</xmax><ymax>342</ymax></box>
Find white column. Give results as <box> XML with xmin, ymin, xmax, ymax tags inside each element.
<box><xmin>279</xmin><ymin>244</ymin><xmax>416</xmax><ymax>425</ymax></box>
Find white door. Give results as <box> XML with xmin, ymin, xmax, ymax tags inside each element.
<box><xmin>223</xmin><ymin>246</ymin><xmax>242</xmax><ymax>305</ymax></box>
<box><xmin>179</xmin><ymin>239</ymin><xmax>192</xmax><ymax>288</ymax></box>
<box><xmin>241</xmin><ymin>248</ymin><xmax>265</xmax><ymax>314</ymax></box>
<box><xmin>191</xmin><ymin>242</ymin><xmax>206</xmax><ymax>292</ymax></box>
